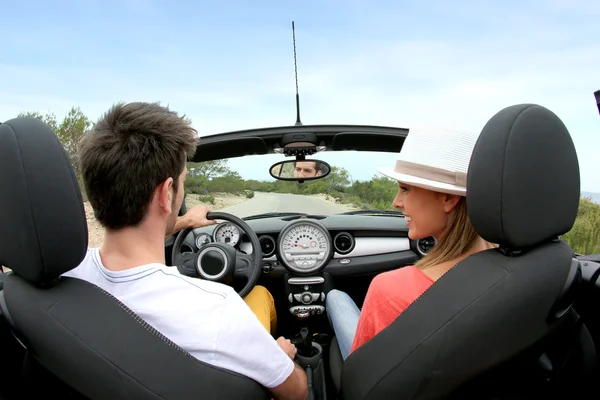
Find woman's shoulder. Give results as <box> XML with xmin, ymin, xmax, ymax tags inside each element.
<box><xmin>372</xmin><ymin>265</ymin><xmax>434</xmax><ymax>293</ymax></box>
<box><xmin>377</xmin><ymin>265</ymin><xmax>431</xmax><ymax>280</ymax></box>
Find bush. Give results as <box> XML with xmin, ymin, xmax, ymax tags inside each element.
<box><xmin>245</xmin><ymin>190</ymin><xmax>255</xmax><ymax>199</ymax></box>
<box><xmin>186</xmin><ymin>176</ymin><xmax>209</xmax><ymax>195</ymax></box>
<box><xmin>562</xmin><ymin>196</ymin><xmax>600</xmax><ymax>255</ymax></box>
<box><xmin>198</xmin><ymin>195</ymin><xmax>215</xmax><ymax>205</ymax></box>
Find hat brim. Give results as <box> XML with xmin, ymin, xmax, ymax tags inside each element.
<box><xmin>377</xmin><ymin>167</ymin><xmax>466</xmax><ymax>196</ymax></box>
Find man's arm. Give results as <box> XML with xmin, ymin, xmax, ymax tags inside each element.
<box><xmin>165</xmin><ymin>205</ymin><xmax>216</xmax><ymax>239</ymax></box>
<box><xmin>213</xmin><ymin>291</ymin><xmax>308</xmax><ymax>399</ymax></box>
<box><xmin>269</xmin><ymin>362</ymin><xmax>308</xmax><ymax>400</ymax></box>
<box><xmin>270</xmin><ymin>338</ymin><xmax>308</xmax><ymax>400</ymax></box>
<box><xmin>269</xmin><ymin>363</ymin><xmax>308</xmax><ymax>400</ymax></box>
<box><xmin>165</xmin><ymin>215</ymin><xmax>192</xmax><ymax>239</ymax></box>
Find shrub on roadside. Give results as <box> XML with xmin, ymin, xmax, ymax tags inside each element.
<box><xmin>562</xmin><ymin>196</ymin><xmax>600</xmax><ymax>255</ymax></box>
<box><xmin>198</xmin><ymin>195</ymin><xmax>215</xmax><ymax>205</ymax></box>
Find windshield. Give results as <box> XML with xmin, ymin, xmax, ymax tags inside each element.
<box><xmin>184</xmin><ymin>150</ymin><xmax>403</xmax><ymax>219</ymax></box>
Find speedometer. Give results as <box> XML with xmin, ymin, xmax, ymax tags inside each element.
<box><xmin>213</xmin><ymin>223</ymin><xmax>241</xmax><ymax>247</ymax></box>
<box><xmin>278</xmin><ymin>220</ymin><xmax>332</xmax><ymax>274</ymax></box>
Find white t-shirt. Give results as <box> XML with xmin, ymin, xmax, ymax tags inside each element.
<box><xmin>62</xmin><ymin>248</ymin><xmax>294</xmax><ymax>388</ymax></box>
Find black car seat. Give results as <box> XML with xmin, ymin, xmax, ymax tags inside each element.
<box><xmin>0</xmin><ymin>117</ymin><xmax>270</xmax><ymax>399</ymax></box>
<box><xmin>331</xmin><ymin>104</ymin><xmax>594</xmax><ymax>399</ymax></box>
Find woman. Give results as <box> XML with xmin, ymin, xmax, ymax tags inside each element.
<box><xmin>326</xmin><ymin>125</ymin><xmax>495</xmax><ymax>360</ymax></box>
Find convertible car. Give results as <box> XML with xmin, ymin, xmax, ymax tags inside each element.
<box><xmin>1</xmin><ymin>101</ymin><xmax>600</xmax><ymax>400</ymax></box>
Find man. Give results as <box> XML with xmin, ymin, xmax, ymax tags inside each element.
<box><xmin>293</xmin><ymin>161</ymin><xmax>322</xmax><ymax>178</ymax></box>
<box><xmin>62</xmin><ymin>102</ymin><xmax>308</xmax><ymax>400</ymax></box>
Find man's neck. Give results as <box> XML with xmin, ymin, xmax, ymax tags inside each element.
<box><xmin>99</xmin><ymin>225</ymin><xmax>166</xmax><ymax>272</ymax></box>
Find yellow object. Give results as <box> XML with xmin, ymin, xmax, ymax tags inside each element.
<box><xmin>244</xmin><ymin>285</ymin><xmax>277</xmax><ymax>334</ymax></box>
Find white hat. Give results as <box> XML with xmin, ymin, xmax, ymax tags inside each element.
<box><xmin>377</xmin><ymin>124</ymin><xmax>480</xmax><ymax>196</ymax></box>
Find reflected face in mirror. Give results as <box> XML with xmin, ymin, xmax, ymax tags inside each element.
<box><xmin>269</xmin><ymin>159</ymin><xmax>330</xmax><ymax>181</ymax></box>
<box><xmin>294</xmin><ymin>161</ymin><xmax>323</xmax><ymax>178</ymax></box>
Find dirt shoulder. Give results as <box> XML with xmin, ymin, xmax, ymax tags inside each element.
<box><xmin>184</xmin><ymin>193</ymin><xmax>245</xmax><ymax>211</ymax></box>
<box><xmin>84</xmin><ymin>202</ymin><xmax>105</xmax><ymax>248</ymax></box>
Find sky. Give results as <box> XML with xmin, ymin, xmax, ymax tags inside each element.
<box><xmin>1</xmin><ymin>0</ymin><xmax>599</xmax><ymax>189</ymax></box>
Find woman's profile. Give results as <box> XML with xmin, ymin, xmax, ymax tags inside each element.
<box><xmin>326</xmin><ymin>125</ymin><xmax>496</xmax><ymax>360</ymax></box>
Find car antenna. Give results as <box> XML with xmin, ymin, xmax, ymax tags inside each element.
<box><xmin>292</xmin><ymin>21</ymin><xmax>302</xmax><ymax>126</ymax></box>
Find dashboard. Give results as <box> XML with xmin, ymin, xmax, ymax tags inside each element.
<box><xmin>181</xmin><ymin>214</ymin><xmax>435</xmax><ymax>278</ymax></box>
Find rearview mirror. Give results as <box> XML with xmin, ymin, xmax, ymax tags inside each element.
<box><xmin>269</xmin><ymin>159</ymin><xmax>331</xmax><ymax>182</ymax></box>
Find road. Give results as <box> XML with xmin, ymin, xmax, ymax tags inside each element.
<box><xmin>220</xmin><ymin>192</ymin><xmax>349</xmax><ymax>218</ymax></box>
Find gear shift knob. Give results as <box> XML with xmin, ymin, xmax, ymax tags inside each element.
<box><xmin>294</xmin><ymin>327</ymin><xmax>323</xmax><ymax>370</ymax></box>
<box><xmin>298</xmin><ymin>327</ymin><xmax>312</xmax><ymax>356</ymax></box>
<box><xmin>300</xmin><ymin>327</ymin><xmax>308</xmax><ymax>341</ymax></box>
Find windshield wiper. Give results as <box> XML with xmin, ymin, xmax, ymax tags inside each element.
<box><xmin>243</xmin><ymin>212</ymin><xmax>308</xmax><ymax>221</ymax></box>
<box><xmin>339</xmin><ymin>209</ymin><xmax>404</xmax><ymax>216</ymax></box>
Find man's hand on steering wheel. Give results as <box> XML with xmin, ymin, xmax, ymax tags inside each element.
<box><xmin>166</xmin><ymin>205</ymin><xmax>216</xmax><ymax>239</ymax></box>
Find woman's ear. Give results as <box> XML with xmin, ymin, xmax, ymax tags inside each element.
<box><xmin>442</xmin><ymin>194</ymin><xmax>461</xmax><ymax>213</ymax></box>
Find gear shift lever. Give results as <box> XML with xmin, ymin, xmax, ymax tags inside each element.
<box><xmin>298</xmin><ymin>327</ymin><xmax>313</xmax><ymax>357</ymax></box>
<box><xmin>295</xmin><ymin>326</ymin><xmax>323</xmax><ymax>377</ymax></box>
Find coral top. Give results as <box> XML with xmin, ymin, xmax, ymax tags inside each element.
<box><xmin>350</xmin><ymin>265</ymin><xmax>434</xmax><ymax>353</ymax></box>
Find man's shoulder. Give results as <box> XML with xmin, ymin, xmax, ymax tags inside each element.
<box><xmin>63</xmin><ymin>248</ymin><xmax>237</xmax><ymax>302</ymax></box>
<box><xmin>61</xmin><ymin>248</ymin><xmax>100</xmax><ymax>279</ymax></box>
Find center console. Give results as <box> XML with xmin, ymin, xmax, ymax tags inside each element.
<box><xmin>284</xmin><ymin>272</ymin><xmax>333</xmax><ymax>399</ymax></box>
<box><xmin>284</xmin><ymin>273</ymin><xmax>332</xmax><ymax>320</ymax></box>
<box><xmin>274</xmin><ymin>219</ymin><xmax>337</xmax><ymax>398</ymax></box>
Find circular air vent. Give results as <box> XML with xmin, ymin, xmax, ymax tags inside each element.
<box><xmin>417</xmin><ymin>236</ymin><xmax>436</xmax><ymax>256</ymax></box>
<box><xmin>334</xmin><ymin>232</ymin><xmax>355</xmax><ymax>255</ymax></box>
<box><xmin>259</xmin><ymin>235</ymin><xmax>276</xmax><ymax>258</ymax></box>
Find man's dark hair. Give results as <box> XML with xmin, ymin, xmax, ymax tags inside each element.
<box><xmin>79</xmin><ymin>102</ymin><xmax>198</xmax><ymax>230</ymax></box>
<box><xmin>293</xmin><ymin>160</ymin><xmax>318</xmax><ymax>169</ymax></box>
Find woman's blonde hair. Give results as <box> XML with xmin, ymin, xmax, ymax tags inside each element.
<box><xmin>414</xmin><ymin>196</ymin><xmax>494</xmax><ymax>270</ymax></box>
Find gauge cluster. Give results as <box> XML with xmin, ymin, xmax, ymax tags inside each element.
<box><xmin>195</xmin><ymin>223</ymin><xmax>243</xmax><ymax>248</ymax></box>
<box><xmin>278</xmin><ymin>220</ymin><xmax>333</xmax><ymax>274</ymax></box>
<box><xmin>194</xmin><ymin>219</ymin><xmax>334</xmax><ymax>274</ymax></box>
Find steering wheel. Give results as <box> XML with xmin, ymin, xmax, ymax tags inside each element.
<box><xmin>170</xmin><ymin>212</ymin><xmax>262</xmax><ymax>298</ymax></box>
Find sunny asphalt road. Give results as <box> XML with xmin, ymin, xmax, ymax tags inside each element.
<box><xmin>220</xmin><ymin>192</ymin><xmax>349</xmax><ymax>218</ymax></box>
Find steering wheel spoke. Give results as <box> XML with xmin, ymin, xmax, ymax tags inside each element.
<box><xmin>234</xmin><ymin>252</ymin><xmax>255</xmax><ymax>280</ymax></box>
<box><xmin>176</xmin><ymin>252</ymin><xmax>198</xmax><ymax>277</ymax></box>
<box><xmin>182</xmin><ymin>252</ymin><xmax>197</xmax><ymax>271</ymax></box>
<box><xmin>182</xmin><ymin>252</ymin><xmax>195</xmax><ymax>266</ymax></box>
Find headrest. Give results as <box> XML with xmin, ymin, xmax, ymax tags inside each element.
<box><xmin>467</xmin><ymin>104</ymin><xmax>580</xmax><ymax>249</ymax></box>
<box><xmin>0</xmin><ymin>117</ymin><xmax>88</xmax><ymax>284</ymax></box>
